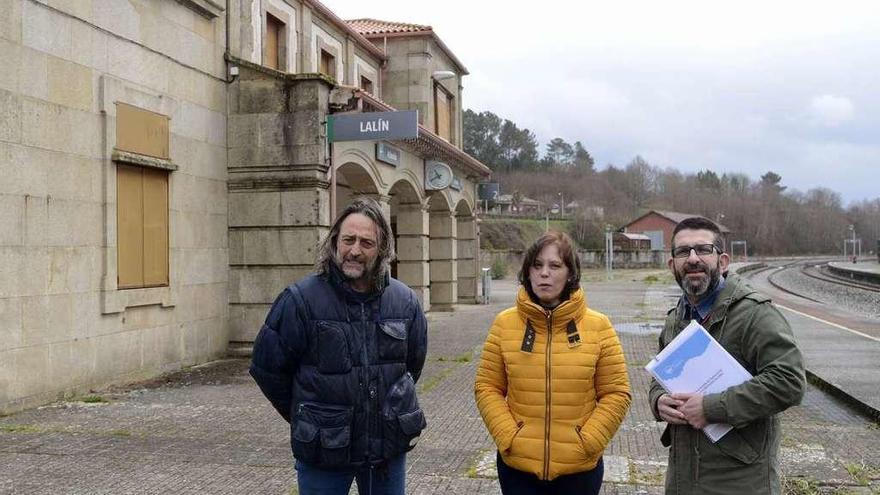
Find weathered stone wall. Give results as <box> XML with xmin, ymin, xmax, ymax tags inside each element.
<box><xmin>0</xmin><ymin>0</ymin><xmax>229</xmax><ymax>413</ymax></box>
<box><xmin>226</xmin><ymin>63</ymin><xmax>332</xmax><ymax>342</ymax></box>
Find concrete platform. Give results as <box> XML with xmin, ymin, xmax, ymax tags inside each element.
<box><xmin>827</xmin><ymin>260</ymin><xmax>880</xmax><ymax>284</ymax></box>
<box><xmin>1</xmin><ymin>273</ymin><xmax>878</xmax><ymax>494</ymax></box>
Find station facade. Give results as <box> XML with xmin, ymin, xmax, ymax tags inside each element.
<box><xmin>0</xmin><ymin>0</ymin><xmax>489</xmax><ymax>412</ymax></box>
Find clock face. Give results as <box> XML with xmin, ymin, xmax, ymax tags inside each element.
<box><xmin>425</xmin><ymin>161</ymin><xmax>453</xmax><ymax>190</ymax></box>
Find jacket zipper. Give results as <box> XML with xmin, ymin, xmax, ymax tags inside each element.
<box><xmin>543</xmin><ymin>309</ymin><xmax>553</xmax><ymax>480</ymax></box>
<box><xmin>360</xmin><ymin>302</ymin><xmax>373</xmax><ymax>461</ymax></box>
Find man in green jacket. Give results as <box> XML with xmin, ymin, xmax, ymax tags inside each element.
<box><xmin>649</xmin><ymin>217</ymin><xmax>806</xmax><ymax>495</ymax></box>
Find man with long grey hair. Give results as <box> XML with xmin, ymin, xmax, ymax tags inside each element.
<box><xmin>250</xmin><ymin>198</ymin><xmax>428</xmax><ymax>495</ymax></box>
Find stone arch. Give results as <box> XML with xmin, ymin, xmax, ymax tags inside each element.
<box><xmin>336</xmin><ymin>160</ymin><xmax>380</xmax><ymax>218</ymax></box>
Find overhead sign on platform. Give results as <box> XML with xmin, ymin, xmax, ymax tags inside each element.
<box><xmin>328</xmin><ymin>110</ymin><xmax>419</xmax><ymax>143</ymax></box>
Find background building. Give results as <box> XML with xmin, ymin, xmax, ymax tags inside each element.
<box><xmin>622</xmin><ymin>210</ymin><xmax>731</xmax><ymax>251</ymax></box>
<box><xmin>0</xmin><ymin>0</ymin><xmax>489</xmax><ymax>413</ymax></box>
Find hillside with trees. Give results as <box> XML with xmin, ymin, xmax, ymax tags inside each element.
<box><xmin>464</xmin><ymin>109</ymin><xmax>880</xmax><ymax>256</ymax></box>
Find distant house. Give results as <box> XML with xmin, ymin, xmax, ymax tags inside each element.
<box><xmin>494</xmin><ymin>194</ymin><xmax>545</xmax><ymax>215</ymax></box>
<box><xmin>622</xmin><ymin>210</ymin><xmax>731</xmax><ymax>251</ymax></box>
<box><xmin>613</xmin><ymin>232</ymin><xmax>652</xmax><ymax>251</ymax></box>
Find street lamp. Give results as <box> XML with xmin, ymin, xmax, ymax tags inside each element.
<box><xmin>558</xmin><ymin>192</ymin><xmax>565</xmax><ymax>217</ymax></box>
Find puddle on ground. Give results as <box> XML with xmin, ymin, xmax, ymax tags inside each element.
<box><xmin>615</xmin><ymin>322</ymin><xmax>664</xmax><ymax>335</ymax></box>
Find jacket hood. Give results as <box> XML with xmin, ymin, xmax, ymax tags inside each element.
<box><xmin>516</xmin><ymin>286</ymin><xmax>586</xmax><ymax>332</ymax></box>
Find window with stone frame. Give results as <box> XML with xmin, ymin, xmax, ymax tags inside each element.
<box><xmin>320</xmin><ymin>49</ymin><xmax>336</xmax><ymax>79</ymax></box>
<box><xmin>264</xmin><ymin>12</ymin><xmax>284</xmax><ymax>70</ymax></box>
<box><xmin>115</xmin><ymin>103</ymin><xmax>170</xmax><ymax>289</ymax></box>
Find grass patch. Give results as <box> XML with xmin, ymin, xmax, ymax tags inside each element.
<box><xmin>417</xmin><ymin>367</ymin><xmax>455</xmax><ymax>395</ymax></box>
<box><xmin>80</xmin><ymin>395</ymin><xmax>109</xmax><ymax>404</ymax></box>
<box><xmin>109</xmin><ymin>430</ymin><xmax>132</xmax><ymax>437</ymax></box>
<box><xmin>781</xmin><ymin>476</ymin><xmax>820</xmax><ymax>495</ymax></box>
<box><xmin>0</xmin><ymin>424</ymin><xmax>43</xmax><ymax>434</ymax></box>
<box><xmin>438</xmin><ymin>350</ymin><xmax>473</xmax><ymax>363</ymax></box>
<box><xmin>844</xmin><ymin>461</ymin><xmax>877</xmax><ymax>486</ymax></box>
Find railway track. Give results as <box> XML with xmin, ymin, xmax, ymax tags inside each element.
<box><xmin>742</xmin><ymin>258</ymin><xmax>880</xmax><ymax>305</ymax></box>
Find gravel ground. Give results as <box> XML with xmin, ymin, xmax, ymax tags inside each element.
<box><xmin>773</xmin><ymin>267</ymin><xmax>880</xmax><ymax>319</ymax></box>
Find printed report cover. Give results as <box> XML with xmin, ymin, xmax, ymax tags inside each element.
<box><xmin>646</xmin><ymin>320</ymin><xmax>753</xmax><ymax>442</ymax></box>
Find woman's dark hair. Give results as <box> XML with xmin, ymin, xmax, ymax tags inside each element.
<box><xmin>518</xmin><ymin>230</ymin><xmax>581</xmax><ymax>303</ymax></box>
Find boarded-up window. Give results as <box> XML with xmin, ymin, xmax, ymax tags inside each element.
<box><xmin>320</xmin><ymin>49</ymin><xmax>336</xmax><ymax>79</ymax></box>
<box><xmin>265</xmin><ymin>13</ymin><xmax>283</xmax><ymax>70</ymax></box>
<box><xmin>360</xmin><ymin>75</ymin><xmax>373</xmax><ymax>94</ymax></box>
<box><xmin>434</xmin><ymin>84</ymin><xmax>453</xmax><ymax>141</ymax></box>
<box><xmin>116</xmin><ymin>103</ymin><xmax>169</xmax><ymax>159</ymax></box>
<box><xmin>117</xmin><ymin>164</ymin><xmax>169</xmax><ymax>288</ymax></box>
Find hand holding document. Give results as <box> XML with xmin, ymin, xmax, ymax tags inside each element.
<box><xmin>646</xmin><ymin>320</ymin><xmax>753</xmax><ymax>442</ymax></box>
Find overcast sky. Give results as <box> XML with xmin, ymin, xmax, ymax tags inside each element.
<box><xmin>327</xmin><ymin>0</ymin><xmax>880</xmax><ymax>205</ymax></box>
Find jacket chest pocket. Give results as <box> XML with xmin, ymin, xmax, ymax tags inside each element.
<box><xmin>377</xmin><ymin>321</ymin><xmax>407</xmax><ymax>362</ymax></box>
<box><xmin>316</xmin><ymin>321</ymin><xmax>352</xmax><ymax>374</ymax></box>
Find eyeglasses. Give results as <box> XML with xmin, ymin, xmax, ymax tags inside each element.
<box><xmin>671</xmin><ymin>244</ymin><xmax>719</xmax><ymax>259</ymax></box>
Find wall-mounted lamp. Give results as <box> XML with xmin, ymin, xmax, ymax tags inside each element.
<box><xmin>432</xmin><ymin>70</ymin><xmax>456</xmax><ymax>81</ymax></box>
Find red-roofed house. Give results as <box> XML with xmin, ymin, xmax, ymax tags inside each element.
<box><xmin>622</xmin><ymin>210</ymin><xmax>731</xmax><ymax>251</ymax></box>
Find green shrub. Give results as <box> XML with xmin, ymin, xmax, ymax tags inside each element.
<box><xmin>491</xmin><ymin>256</ymin><xmax>508</xmax><ymax>280</ymax></box>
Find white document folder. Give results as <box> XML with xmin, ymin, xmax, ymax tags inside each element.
<box><xmin>646</xmin><ymin>320</ymin><xmax>753</xmax><ymax>442</ymax></box>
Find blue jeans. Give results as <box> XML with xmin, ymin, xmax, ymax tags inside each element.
<box><xmin>294</xmin><ymin>455</ymin><xmax>406</xmax><ymax>495</ymax></box>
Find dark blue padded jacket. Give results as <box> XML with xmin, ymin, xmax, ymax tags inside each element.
<box><xmin>250</xmin><ymin>265</ymin><xmax>428</xmax><ymax>469</ymax></box>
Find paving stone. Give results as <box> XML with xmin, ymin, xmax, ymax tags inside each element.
<box><xmin>0</xmin><ymin>274</ymin><xmax>877</xmax><ymax>493</ymax></box>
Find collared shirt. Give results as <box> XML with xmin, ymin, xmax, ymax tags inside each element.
<box><xmin>682</xmin><ymin>276</ymin><xmax>725</xmax><ymax>323</ymax></box>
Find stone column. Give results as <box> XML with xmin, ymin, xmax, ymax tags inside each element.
<box><xmin>395</xmin><ymin>201</ymin><xmax>430</xmax><ymax>309</ymax></box>
<box><xmin>227</xmin><ymin>67</ymin><xmax>332</xmax><ymax>342</ymax></box>
<box><xmin>429</xmin><ymin>210</ymin><xmax>457</xmax><ymax>311</ymax></box>
<box><xmin>456</xmin><ymin>214</ymin><xmax>477</xmax><ymax>303</ymax></box>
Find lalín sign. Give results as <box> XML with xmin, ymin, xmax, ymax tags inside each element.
<box><xmin>327</xmin><ymin>110</ymin><xmax>419</xmax><ymax>143</ymax></box>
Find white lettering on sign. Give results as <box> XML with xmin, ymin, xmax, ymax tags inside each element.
<box><xmin>360</xmin><ymin>118</ymin><xmax>390</xmax><ymax>133</ymax></box>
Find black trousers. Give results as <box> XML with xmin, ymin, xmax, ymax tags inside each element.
<box><xmin>496</xmin><ymin>451</ymin><xmax>604</xmax><ymax>495</ymax></box>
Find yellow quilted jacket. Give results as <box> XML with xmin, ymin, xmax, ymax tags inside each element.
<box><xmin>474</xmin><ymin>287</ymin><xmax>631</xmax><ymax>480</ymax></box>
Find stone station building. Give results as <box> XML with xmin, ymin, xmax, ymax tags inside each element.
<box><xmin>0</xmin><ymin>0</ymin><xmax>490</xmax><ymax>413</ymax></box>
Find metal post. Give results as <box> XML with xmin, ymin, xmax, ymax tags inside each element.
<box><xmin>605</xmin><ymin>226</ymin><xmax>613</xmax><ymax>280</ymax></box>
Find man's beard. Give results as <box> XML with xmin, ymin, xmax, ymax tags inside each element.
<box><xmin>335</xmin><ymin>252</ymin><xmax>378</xmax><ymax>284</ymax></box>
<box><xmin>675</xmin><ymin>260</ymin><xmax>720</xmax><ymax>299</ymax></box>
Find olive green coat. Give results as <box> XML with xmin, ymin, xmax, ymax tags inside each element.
<box><xmin>649</xmin><ymin>274</ymin><xmax>806</xmax><ymax>495</ymax></box>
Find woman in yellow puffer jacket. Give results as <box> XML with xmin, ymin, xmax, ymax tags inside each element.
<box><xmin>475</xmin><ymin>231</ymin><xmax>631</xmax><ymax>494</ymax></box>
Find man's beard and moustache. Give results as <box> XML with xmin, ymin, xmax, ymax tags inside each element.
<box><xmin>335</xmin><ymin>250</ymin><xmax>379</xmax><ymax>285</ymax></box>
<box><xmin>675</xmin><ymin>258</ymin><xmax>721</xmax><ymax>300</ymax></box>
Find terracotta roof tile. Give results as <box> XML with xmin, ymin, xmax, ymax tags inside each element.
<box><xmin>346</xmin><ymin>18</ymin><xmax>433</xmax><ymax>35</ymax></box>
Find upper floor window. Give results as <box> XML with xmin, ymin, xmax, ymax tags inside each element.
<box><xmin>434</xmin><ymin>83</ymin><xmax>453</xmax><ymax>142</ymax></box>
<box><xmin>360</xmin><ymin>75</ymin><xmax>374</xmax><ymax>94</ymax></box>
<box><xmin>320</xmin><ymin>49</ymin><xmax>336</xmax><ymax>79</ymax></box>
<box><xmin>265</xmin><ymin>13</ymin><xmax>284</xmax><ymax>70</ymax></box>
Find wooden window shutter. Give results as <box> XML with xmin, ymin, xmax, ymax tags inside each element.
<box><xmin>435</xmin><ymin>85</ymin><xmax>452</xmax><ymax>141</ymax></box>
<box><xmin>142</xmin><ymin>168</ymin><xmax>169</xmax><ymax>286</ymax></box>
<box><xmin>117</xmin><ymin>164</ymin><xmax>145</xmax><ymax>288</ymax></box>
<box><xmin>265</xmin><ymin>13</ymin><xmax>282</xmax><ymax>70</ymax></box>
<box><xmin>320</xmin><ymin>50</ymin><xmax>335</xmax><ymax>79</ymax></box>
<box><xmin>116</xmin><ymin>165</ymin><xmax>169</xmax><ymax>289</ymax></box>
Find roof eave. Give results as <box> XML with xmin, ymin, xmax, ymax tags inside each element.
<box><xmin>361</xmin><ymin>31</ymin><xmax>469</xmax><ymax>75</ymax></box>
<box><xmin>305</xmin><ymin>0</ymin><xmax>388</xmax><ymax>62</ymax></box>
